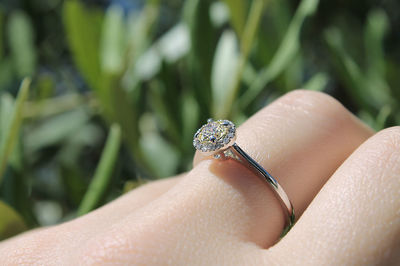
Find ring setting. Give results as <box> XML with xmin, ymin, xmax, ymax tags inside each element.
<box><xmin>193</xmin><ymin>119</ymin><xmax>295</xmax><ymax>231</ymax></box>
<box><xmin>193</xmin><ymin>119</ymin><xmax>236</xmax><ymax>153</ymax></box>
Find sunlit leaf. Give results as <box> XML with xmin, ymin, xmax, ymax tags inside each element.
<box><xmin>78</xmin><ymin>124</ymin><xmax>121</xmax><ymax>215</ymax></box>
<box><xmin>138</xmin><ymin>113</ymin><xmax>179</xmax><ymax>177</ymax></box>
<box><xmin>24</xmin><ymin>108</ymin><xmax>90</xmax><ymax>155</ymax></box>
<box><xmin>63</xmin><ymin>0</ymin><xmax>103</xmax><ymax>92</ymax></box>
<box><xmin>210</xmin><ymin>1</ymin><xmax>229</xmax><ymax>27</ymax></box>
<box><xmin>0</xmin><ymin>78</ymin><xmax>30</xmax><ymax>183</ymax></box>
<box><xmin>33</xmin><ymin>200</ymin><xmax>62</xmax><ymax>226</ymax></box>
<box><xmin>0</xmin><ymin>94</ymin><xmax>14</xmax><ymax>140</ymax></box>
<box><xmin>132</xmin><ymin>23</ymin><xmax>190</xmax><ymax>82</ymax></box>
<box><xmin>0</xmin><ymin>94</ymin><xmax>21</xmax><ymax>170</ymax></box>
<box><xmin>215</xmin><ymin>0</ymin><xmax>265</xmax><ymax>118</ymax></box>
<box><xmin>223</xmin><ymin>0</ymin><xmax>246</xmax><ymax>37</ymax></box>
<box><xmin>121</xmin><ymin>1</ymin><xmax>160</xmax><ymax>91</ymax></box>
<box><xmin>240</xmin><ymin>0</ymin><xmax>320</xmax><ymax>108</ymax></box>
<box><xmin>140</xmin><ymin>131</ymin><xmax>179</xmax><ymax>178</ymax></box>
<box><xmin>375</xmin><ymin>105</ymin><xmax>391</xmax><ymax>130</ymax></box>
<box><xmin>302</xmin><ymin>72</ymin><xmax>329</xmax><ymax>91</ymax></box>
<box><xmin>0</xmin><ymin>200</ymin><xmax>27</xmax><ymax>240</ymax></box>
<box><xmin>157</xmin><ymin>23</ymin><xmax>190</xmax><ymax>64</ymax></box>
<box><xmin>100</xmin><ymin>4</ymin><xmax>125</xmax><ymax>75</ymax></box>
<box><xmin>134</xmin><ymin>47</ymin><xmax>161</xmax><ymax>81</ymax></box>
<box><xmin>211</xmin><ymin>30</ymin><xmax>239</xmax><ymax>117</ymax></box>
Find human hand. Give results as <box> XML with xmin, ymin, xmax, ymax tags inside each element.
<box><xmin>1</xmin><ymin>90</ymin><xmax>399</xmax><ymax>265</ymax></box>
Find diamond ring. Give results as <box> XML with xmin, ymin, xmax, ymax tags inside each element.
<box><xmin>193</xmin><ymin>119</ymin><xmax>295</xmax><ymax>231</ymax></box>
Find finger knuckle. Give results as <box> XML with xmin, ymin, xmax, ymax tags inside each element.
<box><xmin>369</xmin><ymin>126</ymin><xmax>400</xmax><ymax>161</ymax></box>
<box><xmin>279</xmin><ymin>89</ymin><xmax>350</xmax><ymax>121</ymax></box>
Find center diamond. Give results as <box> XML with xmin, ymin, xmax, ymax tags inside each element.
<box><xmin>193</xmin><ymin>119</ymin><xmax>236</xmax><ymax>152</ymax></box>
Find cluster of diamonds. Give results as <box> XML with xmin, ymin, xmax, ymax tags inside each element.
<box><xmin>193</xmin><ymin>119</ymin><xmax>236</xmax><ymax>152</ymax></box>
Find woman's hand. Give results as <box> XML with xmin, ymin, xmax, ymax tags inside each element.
<box><xmin>1</xmin><ymin>90</ymin><xmax>399</xmax><ymax>265</ymax></box>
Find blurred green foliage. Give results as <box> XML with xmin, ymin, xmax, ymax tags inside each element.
<box><xmin>0</xmin><ymin>0</ymin><xmax>399</xmax><ymax>239</ymax></box>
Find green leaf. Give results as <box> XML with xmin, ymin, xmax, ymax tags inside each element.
<box><xmin>33</xmin><ymin>200</ymin><xmax>63</xmax><ymax>226</ymax></box>
<box><xmin>211</xmin><ymin>30</ymin><xmax>239</xmax><ymax>117</ymax></box>
<box><xmin>374</xmin><ymin>105</ymin><xmax>391</xmax><ymax>130</ymax></box>
<box><xmin>0</xmin><ymin>58</ymin><xmax>13</xmax><ymax>90</ymax></box>
<box><xmin>240</xmin><ymin>0</ymin><xmax>320</xmax><ymax>108</ymax></box>
<box><xmin>0</xmin><ymin>94</ymin><xmax>14</xmax><ymax>141</ymax></box>
<box><xmin>181</xmin><ymin>93</ymin><xmax>199</xmax><ymax>152</ymax></box>
<box><xmin>78</xmin><ymin>124</ymin><xmax>121</xmax><ymax>216</ymax></box>
<box><xmin>0</xmin><ymin>10</ymin><xmax>4</xmax><ymax>59</ymax></box>
<box><xmin>24</xmin><ymin>108</ymin><xmax>91</xmax><ymax>154</ymax></box>
<box><xmin>130</xmin><ymin>23</ymin><xmax>190</xmax><ymax>84</ymax></box>
<box><xmin>0</xmin><ymin>78</ymin><xmax>30</xmax><ymax>184</ymax></box>
<box><xmin>0</xmin><ymin>94</ymin><xmax>21</xmax><ymax>170</ymax></box>
<box><xmin>184</xmin><ymin>0</ymin><xmax>216</xmax><ymax>76</ymax></box>
<box><xmin>324</xmin><ymin>28</ymin><xmax>364</xmax><ymax>93</ymax></box>
<box><xmin>216</xmin><ymin>0</ymin><xmax>265</xmax><ymax>118</ymax></box>
<box><xmin>325</xmin><ymin>27</ymin><xmax>389</xmax><ymax>111</ymax></box>
<box><xmin>122</xmin><ymin>180</ymin><xmax>145</xmax><ymax>194</ymax></box>
<box><xmin>148</xmin><ymin>80</ymin><xmax>180</xmax><ymax>145</ymax></box>
<box><xmin>363</xmin><ymin>9</ymin><xmax>391</xmax><ymax>108</ymax></box>
<box><xmin>100</xmin><ymin>4</ymin><xmax>125</xmax><ymax>75</ymax></box>
<box><xmin>121</xmin><ymin>1</ymin><xmax>160</xmax><ymax>91</ymax></box>
<box><xmin>223</xmin><ymin>0</ymin><xmax>246</xmax><ymax>37</ymax></box>
<box><xmin>364</xmin><ymin>9</ymin><xmax>389</xmax><ymax>78</ymax></box>
<box><xmin>63</xmin><ymin>0</ymin><xmax>103</xmax><ymax>92</ymax></box>
<box><xmin>0</xmin><ymin>200</ymin><xmax>27</xmax><ymax>240</ymax></box>
<box><xmin>139</xmin><ymin>114</ymin><xmax>179</xmax><ymax>178</ymax></box>
<box><xmin>63</xmin><ymin>1</ymin><xmax>144</xmax><ymax>173</ymax></box>
<box><xmin>210</xmin><ymin>2</ymin><xmax>230</xmax><ymax>27</ymax></box>
<box><xmin>140</xmin><ymin>132</ymin><xmax>179</xmax><ymax>178</ymax></box>
<box><xmin>183</xmin><ymin>0</ymin><xmax>217</xmax><ymax>112</ymax></box>
<box><xmin>157</xmin><ymin>23</ymin><xmax>190</xmax><ymax>64</ymax></box>
<box><xmin>7</xmin><ymin>10</ymin><xmax>37</xmax><ymax>78</ymax></box>
<box><xmin>132</xmin><ymin>46</ymin><xmax>161</xmax><ymax>82</ymax></box>
<box><xmin>302</xmin><ymin>72</ymin><xmax>329</xmax><ymax>91</ymax></box>
<box><xmin>58</xmin><ymin>123</ymin><xmax>103</xmax><ymax>166</ymax></box>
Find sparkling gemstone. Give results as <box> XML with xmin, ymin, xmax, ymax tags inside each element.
<box><xmin>193</xmin><ymin>119</ymin><xmax>236</xmax><ymax>152</ymax></box>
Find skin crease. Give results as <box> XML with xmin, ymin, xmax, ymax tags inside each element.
<box><xmin>0</xmin><ymin>90</ymin><xmax>399</xmax><ymax>265</ymax></box>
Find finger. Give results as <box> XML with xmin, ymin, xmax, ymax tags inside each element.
<box><xmin>196</xmin><ymin>90</ymin><xmax>373</xmax><ymax>218</ymax></box>
<box><xmin>70</xmin><ymin>175</ymin><xmax>183</xmax><ymax>232</ymax></box>
<box><xmin>269</xmin><ymin>127</ymin><xmax>400</xmax><ymax>265</ymax></box>
<box><xmin>92</xmin><ymin>175</ymin><xmax>183</xmax><ymax>215</ymax></box>
<box><xmin>79</xmin><ymin>91</ymin><xmax>373</xmax><ymax>264</ymax></box>
<box><xmin>0</xmin><ymin>176</ymin><xmax>183</xmax><ymax>265</ymax></box>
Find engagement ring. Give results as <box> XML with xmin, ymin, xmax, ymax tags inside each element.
<box><xmin>193</xmin><ymin>119</ymin><xmax>295</xmax><ymax>231</ymax></box>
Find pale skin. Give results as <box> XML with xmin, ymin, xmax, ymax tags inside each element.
<box><xmin>1</xmin><ymin>90</ymin><xmax>399</xmax><ymax>265</ymax></box>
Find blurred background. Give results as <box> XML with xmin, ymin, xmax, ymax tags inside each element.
<box><xmin>0</xmin><ymin>0</ymin><xmax>399</xmax><ymax>240</ymax></box>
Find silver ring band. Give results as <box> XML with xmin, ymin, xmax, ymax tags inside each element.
<box><xmin>230</xmin><ymin>143</ymin><xmax>294</xmax><ymax>229</ymax></box>
<box><xmin>193</xmin><ymin>119</ymin><xmax>295</xmax><ymax>231</ymax></box>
